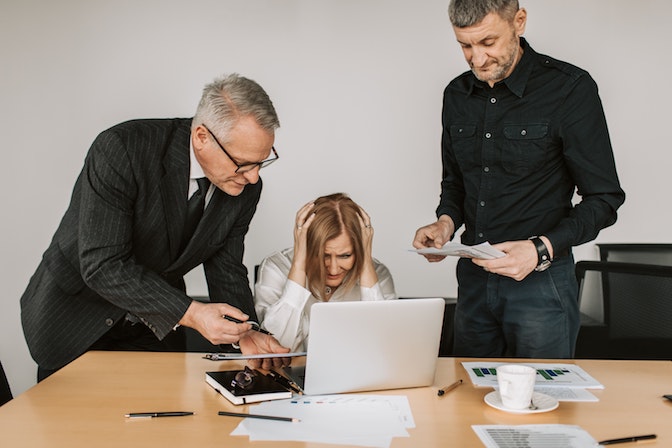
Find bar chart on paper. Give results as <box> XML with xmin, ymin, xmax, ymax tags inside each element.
<box><xmin>462</xmin><ymin>362</ymin><xmax>604</xmax><ymax>389</ymax></box>
<box><xmin>473</xmin><ymin>424</ymin><xmax>599</xmax><ymax>448</ymax></box>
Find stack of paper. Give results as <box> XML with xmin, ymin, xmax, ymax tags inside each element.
<box><xmin>231</xmin><ymin>395</ymin><xmax>414</xmax><ymax>448</ymax></box>
<box><xmin>410</xmin><ymin>242</ymin><xmax>505</xmax><ymax>259</ymax></box>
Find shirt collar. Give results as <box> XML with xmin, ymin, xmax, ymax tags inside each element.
<box><xmin>502</xmin><ymin>37</ymin><xmax>534</xmax><ymax>98</ymax></box>
<box><xmin>469</xmin><ymin>37</ymin><xmax>535</xmax><ymax>98</ymax></box>
<box><xmin>189</xmin><ymin>137</ymin><xmax>206</xmax><ymax>180</ymax></box>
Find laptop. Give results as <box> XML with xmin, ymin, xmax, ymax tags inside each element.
<box><xmin>283</xmin><ymin>298</ymin><xmax>445</xmax><ymax>395</ymax></box>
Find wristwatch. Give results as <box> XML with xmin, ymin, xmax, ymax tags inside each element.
<box><xmin>529</xmin><ymin>236</ymin><xmax>552</xmax><ymax>272</ymax></box>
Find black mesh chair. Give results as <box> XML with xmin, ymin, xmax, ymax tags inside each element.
<box><xmin>575</xmin><ymin>261</ymin><xmax>672</xmax><ymax>360</ymax></box>
<box><xmin>597</xmin><ymin>243</ymin><xmax>672</xmax><ymax>266</ymax></box>
<box><xmin>1</xmin><ymin>360</ymin><xmax>12</xmax><ymax>406</ymax></box>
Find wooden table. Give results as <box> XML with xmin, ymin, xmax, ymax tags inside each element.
<box><xmin>0</xmin><ymin>351</ymin><xmax>670</xmax><ymax>447</ymax></box>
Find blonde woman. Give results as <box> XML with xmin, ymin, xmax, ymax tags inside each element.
<box><xmin>255</xmin><ymin>193</ymin><xmax>396</xmax><ymax>351</ymax></box>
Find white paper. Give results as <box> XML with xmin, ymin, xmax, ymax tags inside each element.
<box><xmin>410</xmin><ymin>241</ymin><xmax>505</xmax><ymax>259</ymax></box>
<box><xmin>462</xmin><ymin>362</ymin><xmax>605</xmax><ymax>389</ymax></box>
<box><xmin>473</xmin><ymin>424</ymin><xmax>598</xmax><ymax>448</ymax></box>
<box><xmin>230</xmin><ymin>394</ymin><xmax>413</xmax><ymax>448</ymax></box>
<box><xmin>533</xmin><ymin>386</ymin><xmax>598</xmax><ymax>402</ymax></box>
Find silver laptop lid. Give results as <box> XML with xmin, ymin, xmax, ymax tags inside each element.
<box><xmin>299</xmin><ymin>298</ymin><xmax>445</xmax><ymax>395</ymax></box>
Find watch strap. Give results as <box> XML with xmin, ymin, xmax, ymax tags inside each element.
<box><xmin>530</xmin><ymin>237</ymin><xmax>551</xmax><ymax>270</ymax></box>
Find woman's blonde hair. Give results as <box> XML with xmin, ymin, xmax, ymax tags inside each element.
<box><xmin>305</xmin><ymin>193</ymin><xmax>365</xmax><ymax>300</ymax></box>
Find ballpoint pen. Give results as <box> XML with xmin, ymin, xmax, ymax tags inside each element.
<box><xmin>218</xmin><ymin>411</ymin><xmax>299</xmax><ymax>423</ymax></box>
<box><xmin>437</xmin><ymin>379</ymin><xmax>463</xmax><ymax>397</ymax></box>
<box><xmin>223</xmin><ymin>315</ymin><xmax>273</xmax><ymax>335</ymax></box>
<box><xmin>598</xmin><ymin>434</ymin><xmax>657</xmax><ymax>445</ymax></box>
<box><xmin>125</xmin><ymin>412</ymin><xmax>194</xmax><ymax>418</ymax></box>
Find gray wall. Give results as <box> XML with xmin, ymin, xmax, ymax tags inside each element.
<box><xmin>1</xmin><ymin>0</ymin><xmax>668</xmax><ymax>396</ymax></box>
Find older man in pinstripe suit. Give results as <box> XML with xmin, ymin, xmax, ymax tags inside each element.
<box><xmin>20</xmin><ymin>74</ymin><xmax>290</xmax><ymax>380</ymax></box>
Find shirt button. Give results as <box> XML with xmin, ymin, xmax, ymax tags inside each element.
<box><xmin>105</xmin><ymin>318</ymin><xmax>114</xmax><ymax>327</ymax></box>
<box><xmin>483</xmin><ymin>167</ymin><xmax>490</xmax><ymax>173</ymax></box>
<box><xmin>478</xmin><ymin>232</ymin><xmax>484</xmax><ymax>238</ymax></box>
<box><xmin>480</xmin><ymin>201</ymin><xmax>486</xmax><ymax>207</ymax></box>
<box><xmin>485</xmin><ymin>132</ymin><xmax>492</xmax><ymax>139</ymax></box>
<box><xmin>490</xmin><ymin>97</ymin><xmax>496</xmax><ymax>104</ymax></box>
<box><xmin>521</xmin><ymin>129</ymin><xmax>527</xmax><ymax>136</ymax></box>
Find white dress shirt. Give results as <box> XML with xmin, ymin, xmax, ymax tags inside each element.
<box><xmin>254</xmin><ymin>248</ymin><xmax>397</xmax><ymax>351</ymax></box>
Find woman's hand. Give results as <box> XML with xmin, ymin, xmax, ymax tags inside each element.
<box><xmin>357</xmin><ymin>207</ymin><xmax>378</xmax><ymax>288</ymax></box>
<box><xmin>287</xmin><ymin>201</ymin><xmax>316</xmax><ymax>286</ymax></box>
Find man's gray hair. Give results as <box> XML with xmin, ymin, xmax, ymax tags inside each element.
<box><xmin>448</xmin><ymin>0</ymin><xmax>519</xmax><ymax>27</ymax></box>
<box><xmin>193</xmin><ymin>73</ymin><xmax>280</xmax><ymax>140</ymax></box>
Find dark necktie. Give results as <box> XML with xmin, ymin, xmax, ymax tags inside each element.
<box><xmin>181</xmin><ymin>177</ymin><xmax>210</xmax><ymax>251</ymax></box>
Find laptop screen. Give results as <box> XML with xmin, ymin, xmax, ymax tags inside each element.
<box><xmin>284</xmin><ymin>298</ymin><xmax>445</xmax><ymax>395</ymax></box>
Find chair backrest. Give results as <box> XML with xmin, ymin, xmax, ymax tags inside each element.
<box><xmin>576</xmin><ymin>261</ymin><xmax>672</xmax><ymax>340</ymax></box>
<box><xmin>0</xmin><ymin>360</ymin><xmax>12</xmax><ymax>406</ymax></box>
<box><xmin>597</xmin><ymin>243</ymin><xmax>672</xmax><ymax>266</ymax></box>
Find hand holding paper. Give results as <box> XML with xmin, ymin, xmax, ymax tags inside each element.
<box><xmin>411</xmin><ymin>242</ymin><xmax>505</xmax><ymax>260</ymax></box>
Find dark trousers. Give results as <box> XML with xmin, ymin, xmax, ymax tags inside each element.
<box><xmin>37</xmin><ymin>318</ymin><xmax>187</xmax><ymax>382</ymax></box>
<box><xmin>453</xmin><ymin>255</ymin><xmax>579</xmax><ymax>358</ymax></box>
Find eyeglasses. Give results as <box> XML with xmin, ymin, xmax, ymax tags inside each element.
<box><xmin>230</xmin><ymin>366</ymin><xmax>258</xmax><ymax>390</ymax></box>
<box><xmin>202</xmin><ymin>124</ymin><xmax>279</xmax><ymax>174</ymax></box>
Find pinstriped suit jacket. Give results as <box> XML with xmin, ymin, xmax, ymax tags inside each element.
<box><xmin>20</xmin><ymin>118</ymin><xmax>262</xmax><ymax>370</ymax></box>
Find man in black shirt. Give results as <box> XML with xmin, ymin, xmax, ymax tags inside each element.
<box><xmin>412</xmin><ymin>0</ymin><xmax>624</xmax><ymax>358</ymax></box>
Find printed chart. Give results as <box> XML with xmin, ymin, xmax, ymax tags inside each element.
<box><xmin>462</xmin><ymin>362</ymin><xmax>604</xmax><ymax>389</ymax></box>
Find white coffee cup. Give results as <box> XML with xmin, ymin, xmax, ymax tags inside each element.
<box><xmin>496</xmin><ymin>364</ymin><xmax>536</xmax><ymax>410</ymax></box>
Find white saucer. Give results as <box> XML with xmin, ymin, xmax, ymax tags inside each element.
<box><xmin>484</xmin><ymin>391</ymin><xmax>559</xmax><ymax>414</ymax></box>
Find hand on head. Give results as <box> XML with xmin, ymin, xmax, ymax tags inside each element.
<box><xmin>356</xmin><ymin>206</ymin><xmax>374</xmax><ymax>261</ymax></box>
<box><xmin>288</xmin><ymin>201</ymin><xmax>316</xmax><ymax>286</ymax></box>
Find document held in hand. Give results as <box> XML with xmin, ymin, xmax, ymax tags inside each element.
<box><xmin>411</xmin><ymin>242</ymin><xmax>505</xmax><ymax>260</ymax></box>
<box><xmin>206</xmin><ymin>369</ymin><xmax>292</xmax><ymax>405</ymax></box>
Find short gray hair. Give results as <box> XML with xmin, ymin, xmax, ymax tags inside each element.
<box><xmin>193</xmin><ymin>73</ymin><xmax>280</xmax><ymax>141</ymax></box>
<box><xmin>448</xmin><ymin>0</ymin><xmax>519</xmax><ymax>27</ymax></box>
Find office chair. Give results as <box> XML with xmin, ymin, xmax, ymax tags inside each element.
<box><xmin>597</xmin><ymin>243</ymin><xmax>672</xmax><ymax>266</ymax></box>
<box><xmin>575</xmin><ymin>261</ymin><xmax>672</xmax><ymax>360</ymax></box>
<box><xmin>1</xmin><ymin>360</ymin><xmax>12</xmax><ymax>406</ymax></box>
<box><xmin>398</xmin><ymin>297</ymin><xmax>456</xmax><ymax>357</ymax></box>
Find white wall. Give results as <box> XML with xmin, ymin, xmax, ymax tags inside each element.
<box><xmin>1</xmin><ymin>0</ymin><xmax>669</xmax><ymax>396</ymax></box>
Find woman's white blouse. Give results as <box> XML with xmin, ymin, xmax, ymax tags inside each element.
<box><xmin>254</xmin><ymin>248</ymin><xmax>397</xmax><ymax>351</ymax></box>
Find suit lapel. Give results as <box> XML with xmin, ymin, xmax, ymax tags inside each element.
<box><xmin>160</xmin><ymin>121</ymin><xmax>192</xmax><ymax>261</ymax></box>
<box><xmin>170</xmin><ymin>187</ymin><xmax>224</xmax><ymax>265</ymax></box>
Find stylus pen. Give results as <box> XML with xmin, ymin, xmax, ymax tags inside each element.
<box><xmin>125</xmin><ymin>412</ymin><xmax>194</xmax><ymax>418</ymax></box>
<box><xmin>223</xmin><ymin>315</ymin><xmax>273</xmax><ymax>335</ymax></box>
<box><xmin>218</xmin><ymin>411</ymin><xmax>300</xmax><ymax>423</ymax></box>
<box><xmin>437</xmin><ymin>379</ymin><xmax>463</xmax><ymax>397</ymax></box>
<box><xmin>597</xmin><ymin>434</ymin><xmax>657</xmax><ymax>445</ymax></box>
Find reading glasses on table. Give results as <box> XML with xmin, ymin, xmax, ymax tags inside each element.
<box><xmin>230</xmin><ymin>366</ymin><xmax>257</xmax><ymax>390</ymax></box>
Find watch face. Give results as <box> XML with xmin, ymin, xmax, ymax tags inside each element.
<box><xmin>535</xmin><ymin>260</ymin><xmax>552</xmax><ymax>272</ymax></box>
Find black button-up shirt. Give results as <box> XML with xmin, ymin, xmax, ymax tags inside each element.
<box><xmin>437</xmin><ymin>38</ymin><xmax>625</xmax><ymax>253</ymax></box>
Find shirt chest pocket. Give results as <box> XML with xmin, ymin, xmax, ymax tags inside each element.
<box><xmin>449</xmin><ymin>124</ymin><xmax>479</xmax><ymax>169</ymax></box>
<box><xmin>501</xmin><ymin>123</ymin><xmax>549</xmax><ymax>174</ymax></box>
